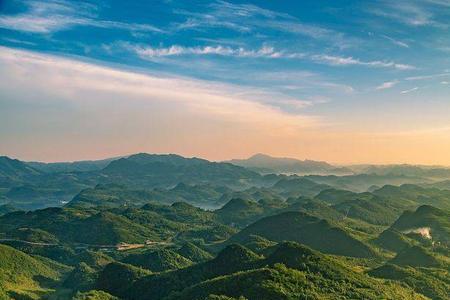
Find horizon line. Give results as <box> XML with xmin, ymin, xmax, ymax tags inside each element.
<box><xmin>2</xmin><ymin>152</ymin><xmax>450</xmax><ymax>168</ymax></box>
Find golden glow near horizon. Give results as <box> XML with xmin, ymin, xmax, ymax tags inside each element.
<box><xmin>1</xmin><ymin>47</ymin><xmax>450</xmax><ymax>165</ymax></box>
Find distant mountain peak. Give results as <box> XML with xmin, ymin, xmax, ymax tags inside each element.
<box><xmin>248</xmin><ymin>153</ymin><xmax>274</xmax><ymax>159</ymax></box>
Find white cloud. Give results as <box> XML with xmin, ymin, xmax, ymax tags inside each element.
<box><xmin>0</xmin><ymin>46</ymin><xmax>320</xmax><ymax>130</ymax></box>
<box><xmin>442</xmin><ymin>81</ymin><xmax>450</xmax><ymax>84</ymax></box>
<box><xmin>376</xmin><ymin>80</ymin><xmax>399</xmax><ymax>90</ymax></box>
<box><xmin>312</xmin><ymin>55</ymin><xmax>415</xmax><ymax>70</ymax></box>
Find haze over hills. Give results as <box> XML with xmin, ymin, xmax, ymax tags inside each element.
<box><xmin>227</xmin><ymin>153</ymin><xmax>353</xmax><ymax>175</ymax></box>
<box><xmin>27</xmin><ymin>157</ymin><xmax>122</xmax><ymax>173</ymax></box>
<box><xmin>350</xmin><ymin>164</ymin><xmax>450</xmax><ymax>179</ymax></box>
<box><xmin>3</xmin><ymin>152</ymin><xmax>450</xmax><ymax>211</ymax></box>
<box><xmin>0</xmin><ymin>153</ymin><xmax>269</xmax><ymax>210</ymax></box>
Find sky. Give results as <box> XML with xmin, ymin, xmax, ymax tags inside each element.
<box><xmin>0</xmin><ymin>0</ymin><xmax>450</xmax><ymax>164</ymax></box>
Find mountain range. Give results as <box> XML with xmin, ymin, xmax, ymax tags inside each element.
<box><xmin>0</xmin><ymin>152</ymin><xmax>450</xmax><ymax>298</ymax></box>
<box><xmin>3</xmin><ymin>152</ymin><xmax>450</xmax><ymax>211</ymax></box>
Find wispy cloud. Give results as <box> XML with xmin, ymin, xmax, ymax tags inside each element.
<box><xmin>315</xmin><ymin>82</ymin><xmax>355</xmax><ymax>94</ymax></box>
<box><xmin>172</xmin><ymin>0</ymin><xmax>356</xmax><ymax>49</ymax></box>
<box><xmin>0</xmin><ymin>0</ymin><xmax>162</xmax><ymax>34</ymax></box>
<box><xmin>132</xmin><ymin>45</ymin><xmax>286</xmax><ymax>59</ymax></box>
<box><xmin>173</xmin><ymin>0</ymin><xmax>291</xmax><ymax>32</ymax></box>
<box><xmin>375</xmin><ymin>71</ymin><xmax>450</xmax><ymax>91</ymax></box>
<box><xmin>423</xmin><ymin>0</ymin><xmax>450</xmax><ymax>7</ymax></box>
<box><xmin>381</xmin><ymin>35</ymin><xmax>410</xmax><ymax>48</ymax></box>
<box><xmin>311</xmin><ymin>55</ymin><xmax>415</xmax><ymax>70</ymax></box>
<box><xmin>126</xmin><ymin>43</ymin><xmax>413</xmax><ymax>72</ymax></box>
<box><xmin>370</xmin><ymin>2</ymin><xmax>432</xmax><ymax>26</ymax></box>
<box><xmin>369</xmin><ymin>0</ymin><xmax>450</xmax><ymax>28</ymax></box>
<box><xmin>405</xmin><ymin>72</ymin><xmax>450</xmax><ymax>80</ymax></box>
<box><xmin>400</xmin><ymin>87</ymin><xmax>419</xmax><ymax>94</ymax></box>
<box><xmin>376</xmin><ymin>80</ymin><xmax>399</xmax><ymax>90</ymax></box>
<box><xmin>214</xmin><ymin>70</ymin><xmax>355</xmax><ymax>95</ymax></box>
<box><xmin>1</xmin><ymin>37</ymin><xmax>37</xmax><ymax>46</ymax></box>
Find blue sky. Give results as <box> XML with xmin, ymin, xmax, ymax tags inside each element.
<box><xmin>0</xmin><ymin>0</ymin><xmax>450</xmax><ymax>164</ymax></box>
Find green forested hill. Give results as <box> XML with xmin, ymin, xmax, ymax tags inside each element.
<box><xmin>177</xmin><ymin>242</ymin><xmax>213</xmax><ymax>262</ymax></box>
<box><xmin>122</xmin><ymin>248</ymin><xmax>193</xmax><ymax>272</ymax></box>
<box><xmin>390</xmin><ymin>205</ymin><xmax>450</xmax><ymax>246</ymax></box>
<box><xmin>390</xmin><ymin>245</ymin><xmax>443</xmax><ymax>268</ymax></box>
<box><xmin>68</xmin><ymin>183</ymin><xmax>233</xmax><ymax>209</ymax></box>
<box><xmin>373</xmin><ymin>184</ymin><xmax>450</xmax><ymax>210</ymax></box>
<box><xmin>0</xmin><ymin>244</ymin><xmax>70</xmax><ymax>299</ymax></box>
<box><xmin>101</xmin><ymin>153</ymin><xmax>263</xmax><ymax>189</ymax></box>
<box><xmin>100</xmin><ymin>242</ymin><xmax>426</xmax><ymax>300</ymax></box>
<box><xmin>226</xmin><ymin>211</ymin><xmax>375</xmax><ymax>258</ymax></box>
<box><xmin>0</xmin><ymin>156</ymin><xmax>42</xmax><ymax>185</ymax></box>
<box><xmin>215</xmin><ymin>198</ymin><xmax>278</xmax><ymax>227</ymax></box>
<box><xmin>373</xmin><ymin>228</ymin><xmax>414</xmax><ymax>252</ymax></box>
<box><xmin>0</xmin><ymin>201</ymin><xmax>236</xmax><ymax>247</ymax></box>
<box><xmin>369</xmin><ymin>264</ymin><xmax>450</xmax><ymax>300</ymax></box>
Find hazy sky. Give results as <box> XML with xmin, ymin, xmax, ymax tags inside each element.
<box><xmin>1</xmin><ymin>0</ymin><xmax>450</xmax><ymax>164</ymax></box>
